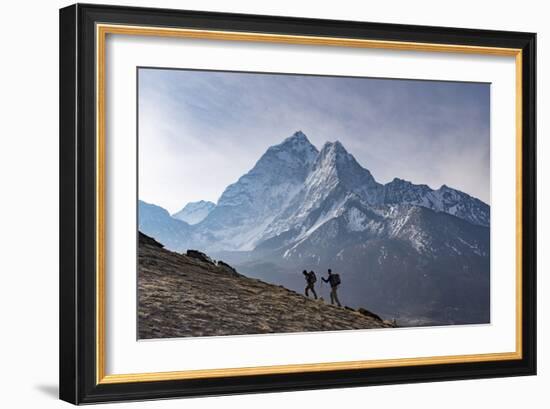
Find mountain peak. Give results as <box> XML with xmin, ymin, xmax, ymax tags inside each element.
<box><xmin>172</xmin><ymin>200</ymin><xmax>216</xmax><ymax>225</ymax></box>
<box><xmin>276</xmin><ymin>130</ymin><xmax>317</xmax><ymax>152</ymax></box>
<box><xmin>289</xmin><ymin>130</ymin><xmax>307</xmax><ymax>139</ymax></box>
<box><xmin>305</xmin><ymin>139</ymin><xmax>379</xmax><ymax>203</ymax></box>
<box><xmin>321</xmin><ymin>140</ymin><xmax>347</xmax><ymax>153</ymax></box>
<box><xmin>317</xmin><ymin>141</ymin><xmax>363</xmax><ymax>171</ymax></box>
<box><xmin>256</xmin><ymin>131</ymin><xmax>318</xmax><ymax>170</ymax></box>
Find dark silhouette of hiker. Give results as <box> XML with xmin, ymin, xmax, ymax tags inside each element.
<box><xmin>302</xmin><ymin>270</ymin><xmax>318</xmax><ymax>299</ymax></box>
<box><xmin>322</xmin><ymin>269</ymin><xmax>341</xmax><ymax>306</ymax></box>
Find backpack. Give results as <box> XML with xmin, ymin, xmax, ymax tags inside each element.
<box><xmin>308</xmin><ymin>272</ymin><xmax>317</xmax><ymax>284</ymax></box>
<box><xmin>331</xmin><ymin>273</ymin><xmax>341</xmax><ymax>286</ymax></box>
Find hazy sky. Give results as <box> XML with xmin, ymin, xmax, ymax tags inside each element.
<box><xmin>138</xmin><ymin>68</ymin><xmax>490</xmax><ymax>214</ymax></box>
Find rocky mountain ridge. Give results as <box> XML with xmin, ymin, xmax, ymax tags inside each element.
<box><xmin>140</xmin><ymin>131</ymin><xmax>489</xmax><ymax>253</ymax></box>
<box><xmin>172</xmin><ymin>200</ymin><xmax>215</xmax><ymax>225</ymax></box>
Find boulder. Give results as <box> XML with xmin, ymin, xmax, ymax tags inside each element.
<box><xmin>357</xmin><ymin>308</ymin><xmax>383</xmax><ymax>322</ymax></box>
<box><xmin>186</xmin><ymin>249</ymin><xmax>215</xmax><ymax>265</ymax></box>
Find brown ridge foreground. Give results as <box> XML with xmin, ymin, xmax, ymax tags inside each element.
<box><xmin>138</xmin><ymin>232</ymin><xmax>394</xmax><ymax>339</ymax></box>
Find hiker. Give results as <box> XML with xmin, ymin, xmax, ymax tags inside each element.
<box><xmin>322</xmin><ymin>269</ymin><xmax>341</xmax><ymax>306</ymax></box>
<box><xmin>302</xmin><ymin>270</ymin><xmax>318</xmax><ymax>299</ymax></box>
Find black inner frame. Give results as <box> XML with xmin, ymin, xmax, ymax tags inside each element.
<box><xmin>59</xmin><ymin>3</ymin><xmax>536</xmax><ymax>404</ymax></box>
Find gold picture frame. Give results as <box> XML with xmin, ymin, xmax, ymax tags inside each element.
<box><xmin>60</xmin><ymin>4</ymin><xmax>536</xmax><ymax>404</ymax></box>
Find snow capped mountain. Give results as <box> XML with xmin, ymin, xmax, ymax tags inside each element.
<box><xmin>258</xmin><ymin>141</ymin><xmax>381</xmax><ymax>245</ymax></box>
<box><xmin>140</xmin><ymin>131</ymin><xmax>490</xmax><ymax>255</ymax></box>
<box><xmin>382</xmin><ymin>178</ymin><xmax>432</xmax><ymax>204</ymax></box>
<box><xmin>381</xmin><ymin>178</ymin><xmax>489</xmax><ymax>227</ymax></box>
<box><xmin>194</xmin><ymin>131</ymin><xmax>319</xmax><ymax>251</ymax></box>
<box><xmin>172</xmin><ymin>200</ymin><xmax>215</xmax><ymax>225</ymax></box>
<box><xmin>301</xmin><ymin>140</ymin><xmax>382</xmax><ymax>208</ymax></box>
<box><xmin>267</xmin><ymin>193</ymin><xmax>488</xmax><ymax>262</ymax></box>
<box><xmin>313</xmin><ymin>141</ymin><xmax>381</xmax><ymax>202</ymax></box>
<box><xmin>250</xmin><ymin>137</ymin><xmax>489</xmax><ymax>258</ymax></box>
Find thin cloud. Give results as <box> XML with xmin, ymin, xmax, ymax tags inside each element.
<box><xmin>138</xmin><ymin>68</ymin><xmax>490</xmax><ymax>213</ymax></box>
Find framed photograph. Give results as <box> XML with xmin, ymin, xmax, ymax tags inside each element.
<box><xmin>59</xmin><ymin>3</ymin><xmax>536</xmax><ymax>404</ymax></box>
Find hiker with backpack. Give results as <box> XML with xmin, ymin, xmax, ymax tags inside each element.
<box><xmin>302</xmin><ymin>270</ymin><xmax>318</xmax><ymax>299</ymax></box>
<box><xmin>322</xmin><ymin>269</ymin><xmax>341</xmax><ymax>307</ymax></box>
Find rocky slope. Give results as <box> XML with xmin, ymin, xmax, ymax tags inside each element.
<box><xmin>138</xmin><ymin>232</ymin><xmax>393</xmax><ymax>339</ymax></box>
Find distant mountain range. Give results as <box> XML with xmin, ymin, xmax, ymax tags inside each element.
<box><xmin>172</xmin><ymin>200</ymin><xmax>215</xmax><ymax>225</ymax></box>
<box><xmin>139</xmin><ymin>131</ymin><xmax>490</xmax><ymax>326</ymax></box>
